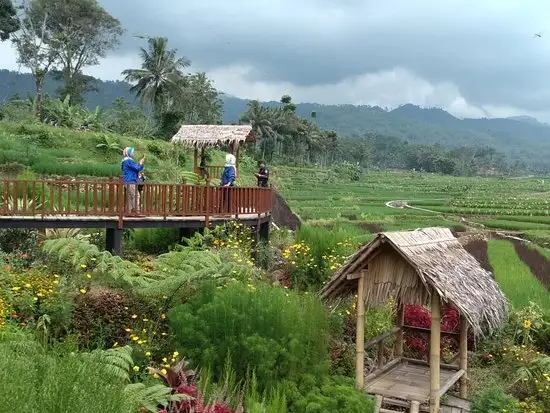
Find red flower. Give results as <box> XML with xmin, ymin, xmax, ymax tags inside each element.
<box><xmin>11</xmin><ymin>314</ymin><xmax>18</xmax><ymax>319</ymax></box>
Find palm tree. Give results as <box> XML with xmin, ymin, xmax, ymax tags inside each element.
<box><xmin>240</xmin><ymin>100</ymin><xmax>277</xmax><ymax>158</ymax></box>
<box><xmin>122</xmin><ymin>37</ymin><xmax>190</xmax><ymax>118</ymax></box>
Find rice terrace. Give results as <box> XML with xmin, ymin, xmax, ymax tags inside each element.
<box><xmin>3</xmin><ymin>1</ymin><xmax>550</xmax><ymax>413</ymax></box>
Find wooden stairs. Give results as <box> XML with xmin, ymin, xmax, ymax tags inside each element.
<box><xmin>373</xmin><ymin>395</ymin><xmax>470</xmax><ymax>413</ymax></box>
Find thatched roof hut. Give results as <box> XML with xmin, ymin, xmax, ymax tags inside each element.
<box><xmin>171</xmin><ymin>125</ymin><xmax>255</xmax><ymax>147</ymax></box>
<box><xmin>321</xmin><ymin>227</ymin><xmax>508</xmax><ymax>337</ymax></box>
<box><xmin>323</xmin><ymin>227</ymin><xmax>508</xmax><ymax>411</ymax></box>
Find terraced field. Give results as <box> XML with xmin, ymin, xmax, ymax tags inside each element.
<box><xmin>277</xmin><ymin>167</ymin><xmax>550</xmax><ymax>308</ymax></box>
<box><xmin>277</xmin><ymin>167</ymin><xmax>550</xmax><ymax>243</ymax></box>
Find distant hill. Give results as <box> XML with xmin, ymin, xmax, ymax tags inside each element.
<box><xmin>2</xmin><ymin>70</ymin><xmax>550</xmax><ymax>171</ymax></box>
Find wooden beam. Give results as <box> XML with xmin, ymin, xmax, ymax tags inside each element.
<box><xmin>429</xmin><ymin>293</ymin><xmax>441</xmax><ymax>413</ymax></box>
<box><xmin>365</xmin><ymin>326</ymin><xmax>401</xmax><ymax>348</ymax></box>
<box><xmin>439</xmin><ymin>369</ymin><xmax>465</xmax><ymax>397</ymax></box>
<box><xmin>401</xmin><ymin>357</ymin><xmax>459</xmax><ymax>371</ymax></box>
<box><xmin>402</xmin><ymin>325</ymin><xmax>459</xmax><ymax>337</ymax></box>
<box><xmin>355</xmin><ymin>272</ymin><xmax>366</xmax><ymax>389</ymax></box>
<box><xmin>410</xmin><ymin>401</ymin><xmax>421</xmax><ymax>413</ymax></box>
<box><xmin>347</xmin><ymin>272</ymin><xmax>362</xmax><ymax>280</ymax></box>
<box><xmin>365</xmin><ymin>358</ymin><xmax>402</xmax><ymax>383</ymax></box>
<box><xmin>459</xmin><ymin>316</ymin><xmax>469</xmax><ymax>398</ymax></box>
<box><xmin>395</xmin><ymin>302</ymin><xmax>404</xmax><ymax>358</ymax></box>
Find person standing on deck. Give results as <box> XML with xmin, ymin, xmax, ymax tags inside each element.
<box><xmin>255</xmin><ymin>160</ymin><xmax>269</xmax><ymax>187</ymax></box>
<box><xmin>220</xmin><ymin>153</ymin><xmax>236</xmax><ymax>187</ymax></box>
<box><xmin>121</xmin><ymin>147</ymin><xmax>145</xmax><ymax>214</ymax></box>
<box><xmin>220</xmin><ymin>153</ymin><xmax>236</xmax><ymax>214</ymax></box>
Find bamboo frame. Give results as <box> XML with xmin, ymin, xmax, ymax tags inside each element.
<box><xmin>355</xmin><ymin>272</ymin><xmax>366</xmax><ymax>389</ymax></box>
<box><xmin>459</xmin><ymin>315</ymin><xmax>468</xmax><ymax>398</ymax></box>
<box><xmin>395</xmin><ymin>302</ymin><xmax>404</xmax><ymax>358</ymax></box>
<box><xmin>429</xmin><ymin>292</ymin><xmax>441</xmax><ymax>413</ymax></box>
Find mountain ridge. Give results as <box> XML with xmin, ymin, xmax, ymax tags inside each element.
<box><xmin>2</xmin><ymin>69</ymin><xmax>550</xmax><ymax>170</ymax></box>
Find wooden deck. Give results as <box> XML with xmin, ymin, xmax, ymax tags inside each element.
<box><xmin>366</xmin><ymin>361</ymin><xmax>463</xmax><ymax>403</ymax></box>
<box><xmin>0</xmin><ymin>179</ymin><xmax>272</xmax><ymax>229</ymax></box>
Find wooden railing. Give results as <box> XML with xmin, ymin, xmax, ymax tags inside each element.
<box><xmin>0</xmin><ymin>179</ymin><xmax>272</xmax><ymax>228</ymax></box>
<box><xmin>194</xmin><ymin>165</ymin><xmax>225</xmax><ymax>181</ymax></box>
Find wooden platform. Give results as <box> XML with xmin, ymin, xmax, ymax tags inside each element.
<box><xmin>366</xmin><ymin>361</ymin><xmax>463</xmax><ymax>403</ymax></box>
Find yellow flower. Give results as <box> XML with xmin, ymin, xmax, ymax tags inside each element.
<box><xmin>125</xmin><ymin>328</ymin><xmax>132</xmax><ymax>332</ymax></box>
<box><xmin>133</xmin><ymin>366</ymin><xmax>140</xmax><ymax>372</ymax></box>
<box><xmin>524</xmin><ymin>319</ymin><xmax>532</xmax><ymax>329</ymax></box>
<box><xmin>131</xmin><ymin>314</ymin><xmax>138</xmax><ymax>319</ymax></box>
<box><xmin>86</xmin><ymin>274</ymin><xmax>92</xmax><ymax>279</ymax></box>
<box><xmin>25</xmin><ymin>283</ymin><xmax>31</xmax><ymax>288</ymax></box>
<box><xmin>132</xmin><ymin>336</ymin><xmax>139</xmax><ymax>341</ymax></box>
<box><xmin>160</xmin><ymin>313</ymin><xmax>166</xmax><ymax>320</ymax></box>
<box><xmin>11</xmin><ymin>286</ymin><xmax>20</xmax><ymax>291</ymax></box>
<box><xmin>112</xmin><ymin>342</ymin><xmax>118</xmax><ymax>347</ymax></box>
<box><xmin>160</xmin><ymin>368</ymin><xmax>167</xmax><ymax>375</ymax></box>
<box><xmin>145</xmin><ymin>351</ymin><xmax>151</xmax><ymax>357</ymax></box>
<box><xmin>79</xmin><ymin>289</ymin><xmax>87</xmax><ymax>294</ymax></box>
<box><xmin>80</xmin><ymin>264</ymin><xmax>87</xmax><ymax>269</ymax></box>
<box><xmin>173</xmin><ymin>351</ymin><xmax>179</xmax><ymax>357</ymax></box>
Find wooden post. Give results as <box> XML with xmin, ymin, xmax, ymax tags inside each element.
<box><xmin>395</xmin><ymin>302</ymin><xmax>404</xmax><ymax>358</ymax></box>
<box><xmin>373</xmin><ymin>395</ymin><xmax>383</xmax><ymax>413</ymax></box>
<box><xmin>355</xmin><ymin>273</ymin><xmax>365</xmax><ymax>389</ymax></box>
<box><xmin>459</xmin><ymin>315</ymin><xmax>468</xmax><ymax>398</ymax></box>
<box><xmin>236</xmin><ymin>144</ymin><xmax>240</xmax><ymax>176</ymax></box>
<box><xmin>429</xmin><ymin>292</ymin><xmax>441</xmax><ymax>413</ymax></box>
<box><xmin>410</xmin><ymin>400</ymin><xmax>420</xmax><ymax>413</ymax></box>
<box><xmin>193</xmin><ymin>145</ymin><xmax>198</xmax><ymax>171</ymax></box>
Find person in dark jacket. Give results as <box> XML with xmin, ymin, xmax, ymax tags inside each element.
<box><xmin>255</xmin><ymin>160</ymin><xmax>269</xmax><ymax>187</ymax></box>
<box><xmin>220</xmin><ymin>153</ymin><xmax>236</xmax><ymax>213</ymax></box>
<box><xmin>121</xmin><ymin>146</ymin><xmax>145</xmax><ymax>213</ymax></box>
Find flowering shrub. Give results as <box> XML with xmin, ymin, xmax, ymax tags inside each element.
<box><xmin>282</xmin><ymin>239</ymin><xmax>352</xmax><ymax>290</ymax></box>
<box><xmin>0</xmin><ymin>267</ymin><xmax>60</xmax><ymax>326</ymax></box>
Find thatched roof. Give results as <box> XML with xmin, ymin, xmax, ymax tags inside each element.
<box><xmin>320</xmin><ymin>227</ymin><xmax>508</xmax><ymax>336</ymax></box>
<box><xmin>171</xmin><ymin>125</ymin><xmax>255</xmax><ymax>147</ymax></box>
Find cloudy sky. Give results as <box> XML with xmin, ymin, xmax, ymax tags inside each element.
<box><xmin>1</xmin><ymin>0</ymin><xmax>550</xmax><ymax>120</ymax></box>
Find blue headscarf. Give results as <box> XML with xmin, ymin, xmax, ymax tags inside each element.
<box><xmin>123</xmin><ymin>147</ymin><xmax>135</xmax><ymax>158</ymax></box>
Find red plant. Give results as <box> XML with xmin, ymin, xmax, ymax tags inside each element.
<box><xmin>148</xmin><ymin>359</ymin><xmax>236</xmax><ymax>413</ymax></box>
<box><xmin>403</xmin><ymin>304</ymin><xmax>460</xmax><ymax>358</ymax></box>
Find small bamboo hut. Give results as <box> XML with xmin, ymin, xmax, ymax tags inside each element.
<box><xmin>171</xmin><ymin>125</ymin><xmax>255</xmax><ymax>182</ymax></box>
<box><xmin>320</xmin><ymin>227</ymin><xmax>508</xmax><ymax>413</ymax></box>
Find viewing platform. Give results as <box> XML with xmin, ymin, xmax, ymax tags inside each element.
<box><xmin>0</xmin><ymin>179</ymin><xmax>272</xmax><ymax>253</ymax></box>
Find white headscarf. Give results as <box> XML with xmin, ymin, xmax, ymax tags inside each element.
<box><xmin>225</xmin><ymin>153</ymin><xmax>236</xmax><ymax>166</ymax></box>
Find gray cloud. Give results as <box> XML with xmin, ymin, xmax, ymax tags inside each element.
<box><xmin>2</xmin><ymin>0</ymin><xmax>549</xmax><ymax>118</ymax></box>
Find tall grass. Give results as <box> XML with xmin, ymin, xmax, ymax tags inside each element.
<box><xmin>487</xmin><ymin>240</ymin><xmax>550</xmax><ymax>311</ymax></box>
<box><xmin>0</xmin><ymin>334</ymin><xmax>134</xmax><ymax>413</ymax></box>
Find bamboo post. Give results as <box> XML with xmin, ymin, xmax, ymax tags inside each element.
<box><xmin>429</xmin><ymin>292</ymin><xmax>441</xmax><ymax>413</ymax></box>
<box><xmin>355</xmin><ymin>273</ymin><xmax>365</xmax><ymax>389</ymax></box>
<box><xmin>236</xmin><ymin>144</ymin><xmax>240</xmax><ymax>176</ymax></box>
<box><xmin>395</xmin><ymin>302</ymin><xmax>404</xmax><ymax>358</ymax></box>
<box><xmin>193</xmin><ymin>145</ymin><xmax>198</xmax><ymax>172</ymax></box>
<box><xmin>410</xmin><ymin>400</ymin><xmax>420</xmax><ymax>413</ymax></box>
<box><xmin>373</xmin><ymin>395</ymin><xmax>383</xmax><ymax>413</ymax></box>
<box><xmin>459</xmin><ymin>315</ymin><xmax>468</xmax><ymax>398</ymax></box>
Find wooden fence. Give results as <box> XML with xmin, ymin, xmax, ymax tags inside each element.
<box><xmin>0</xmin><ymin>179</ymin><xmax>272</xmax><ymax>228</ymax></box>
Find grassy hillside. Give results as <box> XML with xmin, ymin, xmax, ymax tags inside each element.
<box><xmin>0</xmin><ymin>121</ymin><xmax>258</xmax><ymax>186</ymax></box>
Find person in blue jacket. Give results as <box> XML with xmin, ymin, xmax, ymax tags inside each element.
<box><xmin>220</xmin><ymin>153</ymin><xmax>236</xmax><ymax>213</ymax></box>
<box><xmin>121</xmin><ymin>146</ymin><xmax>145</xmax><ymax>213</ymax></box>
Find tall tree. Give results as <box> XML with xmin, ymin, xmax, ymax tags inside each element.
<box><xmin>30</xmin><ymin>0</ymin><xmax>123</xmax><ymax>104</ymax></box>
<box><xmin>10</xmin><ymin>0</ymin><xmax>56</xmax><ymax>116</ymax></box>
<box><xmin>122</xmin><ymin>36</ymin><xmax>190</xmax><ymax>119</ymax></box>
<box><xmin>0</xmin><ymin>0</ymin><xmax>19</xmax><ymax>40</ymax></box>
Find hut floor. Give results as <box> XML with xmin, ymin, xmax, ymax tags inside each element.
<box><xmin>365</xmin><ymin>362</ymin><xmax>460</xmax><ymax>403</ymax></box>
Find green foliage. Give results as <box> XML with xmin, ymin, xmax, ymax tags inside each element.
<box><xmin>168</xmin><ymin>283</ymin><xmax>330</xmax><ymax>392</ymax></box>
<box><xmin>129</xmin><ymin>228</ymin><xmax>180</xmax><ymax>255</ymax></box>
<box><xmin>333</xmin><ymin>161</ymin><xmax>362</xmax><ymax>181</ymax></box>
<box><xmin>470</xmin><ymin>385</ymin><xmax>521</xmax><ymax>413</ymax></box>
<box><xmin>0</xmin><ymin>337</ymin><xmax>134</xmax><ymax>413</ymax></box>
<box><xmin>284</xmin><ymin>374</ymin><xmax>374</xmax><ymax>413</ymax></box>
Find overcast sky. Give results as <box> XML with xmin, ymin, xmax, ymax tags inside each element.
<box><xmin>1</xmin><ymin>0</ymin><xmax>550</xmax><ymax>120</ymax></box>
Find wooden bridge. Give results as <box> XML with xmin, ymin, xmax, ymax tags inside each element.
<box><xmin>0</xmin><ymin>179</ymin><xmax>272</xmax><ymax>254</ymax></box>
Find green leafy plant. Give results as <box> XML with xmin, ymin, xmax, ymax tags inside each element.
<box><xmin>470</xmin><ymin>386</ymin><xmax>521</xmax><ymax>413</ymax></box>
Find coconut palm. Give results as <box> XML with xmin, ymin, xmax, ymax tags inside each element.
<box><xmin>122</xmin><ymin>37</ymin><xmax>190</xmax><ymax>117</ymax></box>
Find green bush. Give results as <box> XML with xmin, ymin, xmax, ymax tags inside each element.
<box><xmin>168</xmin><ymin>283</ymin><xmax>330</xmax><ymax>391</ymax></box>
<box><xmin>0</xmin><ymin>338</ymin><xmax>134</xmax><ymax>413</ymax></box>
<box><xmin>470</xmin><ymin>386</ymin><xmax>521</xmax><ymax>413</ymax></box>
<box><xmin>129</xmin><ymin>228</ymin><xmax>181</xmax><ymax>254</ymax></box>
<box><xmin>284</xmin><ymin>374</ymin><xmax>374</xmax><ymax>413</ymax></box>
